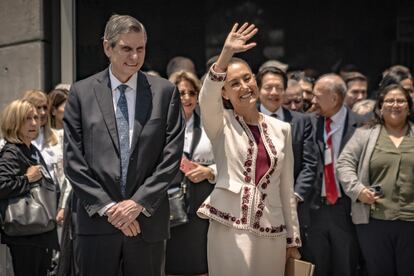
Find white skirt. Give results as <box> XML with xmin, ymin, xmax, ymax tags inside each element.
<box><xmin>207</xmin><ymin>220</ymin><xmax>286</xmax><ymax>276</ymax></box>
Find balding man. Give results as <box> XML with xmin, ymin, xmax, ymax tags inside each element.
<box><xmin>302</xmin><ymin>74</ymin><xmax>365</xmax><ymax>276</ymax></box>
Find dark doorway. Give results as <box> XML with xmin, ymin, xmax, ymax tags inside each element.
<box><xmin>76</xmin><ymin>0</ymin><xmax>414</xmax><ymax>93</ymax></box>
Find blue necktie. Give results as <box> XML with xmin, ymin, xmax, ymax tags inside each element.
<box><xmin>116</xmin><ymin>84</ymin><xmax>129</xmax><ymax>196</ymax></box>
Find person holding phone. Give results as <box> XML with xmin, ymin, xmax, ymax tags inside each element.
<box><xmin>165</xmin><ymin>71</ymin><xmax>216</xmax><ymax>276</ymax></box>
<box><xmin>336</xmin><ymin>84</ymin><xmax>414</xmax><ymax>276</ymax></box>
<box><xmin>196</xmin><ymin>23</ymin><xmax>301</xmax><ymax>275</ymax></box>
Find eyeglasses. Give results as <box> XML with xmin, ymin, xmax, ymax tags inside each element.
<box><xmin>383</xmin><ymin>98</ymin><xmax>408</xmax><ymax>106</ymax></box>
<box><xmin>284</xmin><ymin>99</ymin><xmax>303</xmax><ymax>105</ymax></box>
<box><xmin>261</xmin><ymin>85</ymin><xmax>284</xmax><ymax>93</ymax></box>
<box><xmin>179</xmin><ymin>91</ymin><xmax>197</xmax><ymax>98</ymax></box>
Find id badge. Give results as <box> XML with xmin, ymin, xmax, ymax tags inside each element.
<box><xmin>324</xmin><ymin>148</ymin><xmax>333</xmax><ymax>165</ymax></box>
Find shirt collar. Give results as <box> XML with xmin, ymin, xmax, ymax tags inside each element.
<box><xmin>260</xmin><ymin>104</ymin><xmax>284</xmax><ymax>120</ymax></box>
<box><xmin>109</xmin><ymin>65</ymin><xmax>138</xmax><ymax>92</ymax></box>
<box><xmin>330</xmin><ymin>105</ymin><xmax>347</xmax><ymax>125</ymax></box>
<box><xmin>186</xmin><ymin>114</ymin><xmax>195</xmax><ymax>129</ymax></box>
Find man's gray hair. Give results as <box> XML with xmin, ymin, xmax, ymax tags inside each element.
<box><xmin>317</xmin><ymin>73</ymin><xmax>347</xmax><ymax>97</ymax></box>
<box><xmin>104</xmin><ymin>14</ymin><xmax>147</xmax><ymax>47</ymax></box>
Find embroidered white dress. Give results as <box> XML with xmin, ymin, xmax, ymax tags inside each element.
<box><xmin>197</xmin><ymin>69</ymin><xmax>301</xmax><ymax>275</ymax></box>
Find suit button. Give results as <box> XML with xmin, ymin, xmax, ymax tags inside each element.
<box><xmin>115</xmin><ymin>176</ymin><xmax>120</xmax><ymax>181</ymax></box>
<box><xmin>130</xmin><ymin>157</ymin><xmax>134</xmax><ymax>161</ymax></box>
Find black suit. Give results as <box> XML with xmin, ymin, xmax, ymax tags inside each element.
<box><xmin>63</xmin><ymin>68</ymin><xmax>185</xmax><ymax>275</ymax></box>
<box><xmin>281</xmin><ymin>108</ymin><xmax>318</xmax><ymax>202</ymax></box>
<box><xmin>302</xmin><ymin>107</ymin><xmax>365</xmax><ymax>276</ymax></box>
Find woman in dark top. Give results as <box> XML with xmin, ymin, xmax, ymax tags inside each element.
<box><xmin>165</xmin><ymin>71</ymin><xmax>216</xmax><ymax>276</ymax></box>
<box><xmin>0</xmin><ymin>99</ymin><xmax>58</xmax><ymax>276</ymax></box>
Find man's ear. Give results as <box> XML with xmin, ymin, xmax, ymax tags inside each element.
<box><xmin>103</xmin><ymin>40</ymin><xmax>111</xmax><ymax>58</ymax></box>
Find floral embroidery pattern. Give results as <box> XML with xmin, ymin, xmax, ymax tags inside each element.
<box><xmin>242</xmin><ymin>141</ymin><xmax>254</xmax><ymax>184</ymax></box>
<box><xmin>253</xmin><ymin>192</ymin><xmax>287</xmax><ymax>234</ymax></box>
<box><xmin>208</xmin><ymin>69</ymin><xmax>226</xmax><ymax>82</ymax></box>
<box><xmin>200</xmin><ymin>186</ymin><xmax>252</xmax><ymax>226</ymax></box>
<box><xmin>197</xmin><ymin>116</ymin><xmax>298</xmax><ymax>238</ymax></box>
<box><xmin>287</xmin><ymin>236</ymin><xmax>301</xmax><ymax>247</ymax></box>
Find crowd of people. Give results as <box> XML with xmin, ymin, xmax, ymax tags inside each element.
<box><xmin>0</xmin><ymin>13</ymin><xmax>413</xmax><ymax>276</ymax></box>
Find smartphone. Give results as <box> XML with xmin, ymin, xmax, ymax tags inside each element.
<box><xmin>369</xmin><ymin>184</ymin><xmax>384</xmax><ymax>198</ymax></box>
<box><xmin>180</xmin><ymin>156</ymin><xmax>197</xmax><ymax>174</ymax></box>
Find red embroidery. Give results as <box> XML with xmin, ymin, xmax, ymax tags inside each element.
<box><xmin>200</xmin><ymin>187</ymin><xmax>251</xmax><ymax>226</ymax></box>
<box><xmin>208</xmin><ymin>69</ymin><xmax>226</xmax><ymax>82</ymax></box>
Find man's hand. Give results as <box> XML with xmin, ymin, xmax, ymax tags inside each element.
<box><xmin>106</xmin><ymin>200</ymin><xmax>143</xmax><ymax>229</ymax></box>
<box><xmin>120</xmin><ymin>219</ymin><xmax>141</xmax><ymax>237</ymax></box>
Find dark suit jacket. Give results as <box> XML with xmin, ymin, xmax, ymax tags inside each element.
<box><xmin>63</xmin><ymin>68</ymin><xmax>185</xmax><ymax>242</ymax></box>
<box><xmin>281</xmin><ymin>108</ymin><xmax>318</xmax><ymax>200</ymax></box>
<box><xmin>309</xmin><ymin>107</ymin><xmax>365</xmax><ymax>212</ymax></box>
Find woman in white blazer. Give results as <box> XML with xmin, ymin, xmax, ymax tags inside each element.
<box><xmin>196</xmin><ymin>23</ymin><xmax>301</xmax><ymax>276</ymax></box>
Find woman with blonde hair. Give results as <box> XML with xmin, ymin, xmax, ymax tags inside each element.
<box><xmin>0</xmin><ymin>99</ymin><xmax>58</xmax><ymax>276</ymax></box>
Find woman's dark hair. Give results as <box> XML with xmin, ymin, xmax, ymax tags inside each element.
<box><xmin>256</xmin><ymin>66</ymin><xmax>287</xmax><ymax>89</ymax></box>
<box><xmin>372</xmin><ymin>84</ymin><xmax>413</xmax><ymax>125</ymax></box>
<box><xmin>48</xmin><ymin>88</ymin><xmax>69</xmax><ymax>128</ymax></box>
<box><xmin>379</xmin><ymin>70</ymin><xmax>411</xmax><ymax>90</ymax></box>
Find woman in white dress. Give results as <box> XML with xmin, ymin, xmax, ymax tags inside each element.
<box><xmin>196</xmin><ymin>23</ymin><xmax>301</xmax><ymax>275</ymax></box>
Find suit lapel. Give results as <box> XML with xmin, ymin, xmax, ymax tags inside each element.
<box><xmin>189</xmin><ymin>113</ymin><xmax>202</xmax><ymax>159</ymax></box>
<box><xmin>94</xmin><ymin>69</ymin><xmax>120</xmax><ymax>154</ymax></box>
<box><xmin>130</xmin><ymin>71</ymin><xmax>152</xmax><ymax>155</ymax></box>
<box><xmin>340</xmin><ymin>108</ymin><xmax>358</xmax><ymax>152</ymax></box>
<box><xmin>316</xmin><ymin>116</ymin><xmax>325</xmax><ymax>161</ymax></box>
<box><xmin>282</xmin><ymin>107</ymin><xmax>293</xmax><ymax>123</ymax></box>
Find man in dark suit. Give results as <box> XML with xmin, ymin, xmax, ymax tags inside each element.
<box><xmin>256</xmin><ymin>66</ymin><xmax>318</xmax><ymax>247</ymax></box>
<box><xmin>63</xmin><ymin>14</ymin><xmax>184</xmax><ymax>276</ymax></box>
<box><xmin>303</xmin><ymin>74</ymin><xmax>365</xmax><ymax>276</ymax></box>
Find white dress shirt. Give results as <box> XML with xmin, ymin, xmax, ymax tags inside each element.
<box><xmin>259</xmin><ymin>104</ymin><xmax>284</xmax><ymax>121</ymax></box>
<box><xmin>321</xmin><ymin>105</ymin><xmax>347</xmax><ymax>197</ymax></box>
<box><xmin>183</xmin><ymin>113</ymin><xmax>216</xmax><ymax>183</ymax></box>
<box><xmin>99</xmin><ymin>67</ymin><xmax>143</xmax><ymax>216</ymax></box>
<box><xmin>109</xmin><ymin>66</ymin><xmax>137</xmax><ymax>149</ymax></box>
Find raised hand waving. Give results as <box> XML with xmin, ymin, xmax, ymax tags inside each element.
<box><xmin>215</xmin><ymin>22</ymin><xmax>258</xmax><ymax>72</ymax></box>
<box><xmin>224</xmin><ymin>23</ymin><xmax>258</xmax><ymax>54</ymax></box>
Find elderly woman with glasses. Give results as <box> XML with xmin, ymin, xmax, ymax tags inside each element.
<box><xmin>165</xmin><ymin>71</ymin><xmax>216</xmax><ymax>276</ymax></box>
<box><xmin>336</xmin><ymin>84</ymin><xmax>414</xmax><ymax>276</ymax></box>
